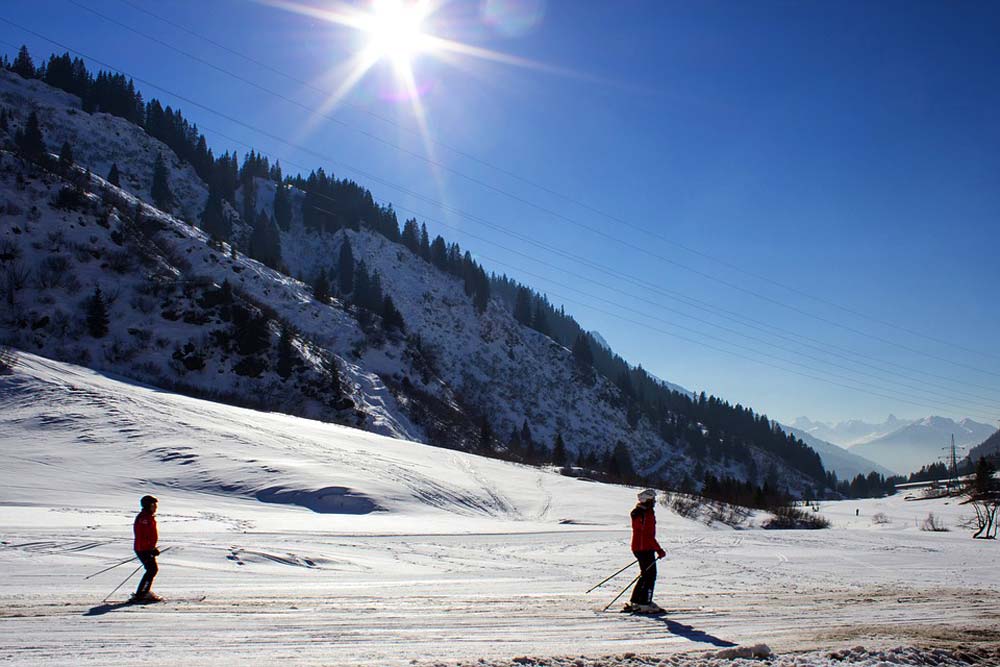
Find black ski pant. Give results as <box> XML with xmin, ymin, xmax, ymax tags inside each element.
<box><xmin>629</xmin><ymin>550</ymin><xmax>657</xmax><ymax>605</ymax></box>
<box><xmin>135</xmin><ymin>550</ymin><xmax>158</xmax><ymax>597</ymax></box>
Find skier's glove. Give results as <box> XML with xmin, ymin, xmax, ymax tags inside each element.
<box><xmin>656</xmin><ymin>549</ymin><xmax>666</xmax><ymax>559</ymax></box>
<box><xmin>152</xmin><ymin>548</ymin><xmax>160</xmax><ymax>557</ymax></box>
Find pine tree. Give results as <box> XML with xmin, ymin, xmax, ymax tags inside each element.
<box><xmin>520</xmin><ymin>420</ymin><xmax>533</xmax><ymax>449</ymax></box>
<box><xmin>151</xmin><ymin>154</ymin><xmax>173</xmax><ymax>212</ymax></box>
<box><xmin>338</xmin><ymin>238</ymin><xmax>355</xmax><ymax>294</ymax></box>
<box><xmin>381</xmin><ymin>295</ymin><xmax>405</xmax><ymax>333</ymax></box>
<box><xmin>401</xmin><ymin>218</ymin><xmax>420</xmax><ymax>252</ymax></box>
<box><xmin>607</xmin><ymin>442</ymin><xmax>634</xmax><ymax>481</ymax></box>
<box><xmin>972</xmin><ymin>457</ymin><xmax>998</xmax><ymax>497</ymax></box>
<box><xmin>353</xmin><ymin>261</ymin><xmax>371</xmax><ymax>310</ymax></box>
<box><xmin>242</xmin><ymin>172</ymin><xmax>256</xmax><ymax>222</ymax></box>
<box><xmin>552</xmin><ymin>432</ymin><xmax>567</xmax><ymax>465</ymax></box>
<box><xmin>514</xmin><ymin>287</ymin><xmax>532</xmax><ymax>325</ymax></box>
<box><xmin>276</xmin><ymin>325</ymin><xmax>295</xmax><ymax>379</ymax></box>
<box><xmin>273</xmin><ymin>183</ymin><xmax>292</xmax><ymax>230</ymax></box>
<box><xmin>200</xmin><ymin>186</ymin><xmax>230</xmax><ymax>240</ymax></box>
<box><xmin>249</xmin><ymin>210</ymin><xmax>281</xmax><ymax>268</ymax></box>
<box><xmin>368</xmin><ymin>271</ymin><xmax>384</xmax><ymax>312</ymax></box>
<box><xmin>472</xmin><ymin>266</ymin><xmax>490</xmax><ymax>314</ymax></box>
<box><xmin>85</xmin><ymin>287</ymin><xmax>109</xmax><ymax>338</ymax></box>
<box><xmin>419</xmin><ymin>223</ymin><xmax>430</xmax><ymax>259</ymax></box>
<box><xmin>531</xmin><ymin>301</ymin><xmax>549</xmax><ymax>336</ymax></box>
<box><xmin>58</xmin><ymin>140</ymin><xmax>74</xmax><ymax>171</ymax></box>
<box><xmin>507</xmin><ymin>427</ymin><xmax>522</xmax><ymax>456</ymax></box>
<box><xmin>313</xmin><ymin>270</ymin><xmax>330</xmax><ymax>303</ymax></box>
<box><xmin>107</xmin><ymin>162</ymin><xmax>120</xmax><ymax>187</ymax></box>
<box><xmin>12</xmin><ymin>46</ymin><xmax>35</xmax><ymax>79</ymax></box>
<box><xmin>15</xmin><ymin>110</ymin><xmax>46</xmax><ymax>162</ymax></box>
<box><xmin>430</xmin><ymin>235</ymin><xmax>447</xmax><ymax>269</ymax></box>
<box><xmin>480</xmin><ymin>416</ymin><xmax>493</xmax><ymax>451</ymax></box>
<box><xmin>572</xmin><ymin>333</ymin><xmax>593</xmax><ymax>367</ymax></box>
<box><xmin>231</xmin><ymin>305</ymin><xmax>270</xmax><ymax>356</ymax></box>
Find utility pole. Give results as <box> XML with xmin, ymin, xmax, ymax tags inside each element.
<box><xmin>950</xmin><ymin>434</ymin><xmax>958</xmax><ymax>489</ymax></box>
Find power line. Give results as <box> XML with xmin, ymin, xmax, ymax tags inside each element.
<box><xmin>196</xmin><ymin>122</ymin><xmax>1000</xmax><ymax>420</ymax></box>
<box><xmin>202</xmin><ymin>115</ymin><xmax>1000</xmax><ymax>410</ymax></box>
<box><xmin>111</xmin><ymin>0</ymin><xmax>1000</xmax><ymax>366</ymax></box>
<box><xmin>65</xmin><ymin>1</ymin><xmax>1000</xmax><ymax>371</ymax></box>
<box><xmin>2</xmin><ymin>23</ymin><xmax>998</xmax><ymax>420</ymax></box>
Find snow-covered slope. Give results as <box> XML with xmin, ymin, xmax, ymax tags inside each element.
<box><xmin>0</xmin><ymin>69</ymin><xmax>209</xmax><ymax>223</ymax></box>
<box><xmin>0</xmin><ymin>148</ymin><xmax>420</xmax><ymax>439</ymax></box>
<box><xmin>2</xmin><ymin>352</ymin><xmax>998</xmax><ymax>667</ymax></box>
<box><xmin>850</xmin><ymin>416</ymin><xmax>998</xmax><ymax>475</ymax></box>
<box><xmin>780</xmin><ymin>424</ymin><xmax>894</xmax><ymax>480</ymax></box>
<box><xmin>0</xmin><ymin>351</ymin><xmax>634</xmax><ymax>530</ymax></box>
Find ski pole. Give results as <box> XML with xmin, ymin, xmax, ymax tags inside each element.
<box><xmin>84</xmin><ymin>556</ymin><xmax>136</xmax><ymax>580</ymax></box>
<box><xmin>85</xmin><ymin>546</ymin><xmax>172</xmax><ymax>580</ymax></box>
<box><xmin>601</xmin><ymin>556</ymin><xmax>662</xmax><ymax>612</ymax></box>
<box><xmin>603</xmin><ymin>572</ymin><xmax>642</xmax><ymax>612</ymax></box>
<box><xmin>103</xmin><ymin>563</ymin><xmax>144</xmax><ymax>603</ymax></box>
<box><xmin>586</xmin><ymin>558</ymin><xmax>638</xmax><ymax>594</ymax></box>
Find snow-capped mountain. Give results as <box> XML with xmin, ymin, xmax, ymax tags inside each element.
<box><xmin>780</xmin><ymin>424</ymin><xmax>894</xmax><ymax>481</ymax></box>
<box><xmin>848</xmin><ymin>416</ymin><xmax>998</xmax><ymax>475</ymax></box>
<box><xmin>0</xmin><ymin>65</ymin><xmax>824</xmax><ymax>493</ymax></box>
<box><xmin>791</xmin><ymin>414</ymin><xmax>913</xmax><ymax>448</ymax></box>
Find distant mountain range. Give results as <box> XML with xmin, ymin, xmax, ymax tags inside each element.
<box><xmin>850</xmin><ymin>417</ymin><xmax>998</xmax><ymax>475</ymax></box>
<box><xmin>779</xmin><ymin>425</ymin><xmax>894</xmax><ymax>481</ymax></box>
<box><xmin>792</xmin><ymin>415</ymin><xmax>998</xmax><ymax>475</ymax></box>
<box><xmin>791</xmin><ymin>414</ymin><xmax>911</xmax><ymax>448</ymax></box>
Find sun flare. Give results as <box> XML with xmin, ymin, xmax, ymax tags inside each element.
<box><xmin>363</xmin><ymin>0</ymin><xmax>430</xmax><ymax>69</ymax></box>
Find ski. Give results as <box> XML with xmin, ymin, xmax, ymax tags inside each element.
<box><xmin>124</xmin><ymin>595</ymin><xmax>206</xmax><ymax>605</ymax></box>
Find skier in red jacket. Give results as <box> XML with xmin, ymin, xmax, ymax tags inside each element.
<box><xmin>624</xmin><ymin>489</ymin><xmax>666</xmax><ymax>613</ymax></box>
<box><xmin>132</xmin><ymin>495</ymin><xmax>161</xmax><ymax>602</ymax></box>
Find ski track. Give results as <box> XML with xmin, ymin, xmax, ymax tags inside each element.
<box><xmin>2</xmin><ymin>529</ymin><xmax>999</xmax><ymax>666</ymax></box>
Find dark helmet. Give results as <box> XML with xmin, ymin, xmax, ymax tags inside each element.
<box><xmin>140</xmin><ymin>495</ymin><xmax>158</xmax><ymax>510</ymax></box>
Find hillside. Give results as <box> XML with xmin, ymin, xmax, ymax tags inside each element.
<box><xmin>0</xmin><ymin>61</ymin><xmax>827</xmax><ymax>495</ymax></box>
<box><xmin>968</xmin><ymin>429</ymin><xmax>1000</xmax><ymax>462</ymax></box>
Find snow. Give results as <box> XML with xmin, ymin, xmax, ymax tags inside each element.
<box><xmin>2</xmin><ymin>352</ymin><xmax>999</xmax><ymax>666</ymax></box>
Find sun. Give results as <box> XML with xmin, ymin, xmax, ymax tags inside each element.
<box><xmin>362</xmin><ymin>0</ymin><xmax>431</xmax><ymax>70</ymax></box>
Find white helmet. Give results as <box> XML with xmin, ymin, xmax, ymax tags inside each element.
<box><xmin>637</xmin><ymin>489</ymin><xmax>657</xmax><ymax>502</ymax></box>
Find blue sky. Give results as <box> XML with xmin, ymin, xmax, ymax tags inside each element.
<box><xmin>4</xmin><ymin>0</ymin><xmax>999</xmax><ymax>427</ymax></box>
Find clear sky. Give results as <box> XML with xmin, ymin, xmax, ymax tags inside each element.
<box><xmin>3</xmin><ymin>0</ymin><xmax>999</xmax><ymax>427</ymax></box>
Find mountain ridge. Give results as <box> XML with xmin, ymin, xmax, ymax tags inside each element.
<box><xmin>0</xmin><ymin>59</ymin><xmax>827</xmax><ymax>495</ymax></box>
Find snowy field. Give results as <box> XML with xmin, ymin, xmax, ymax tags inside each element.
<box><xmin>1</xmin><ymin>353</ymin><xmax>998</xmax><ymax>666</ymax></box>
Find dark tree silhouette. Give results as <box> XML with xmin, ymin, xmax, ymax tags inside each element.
<box><xmin>85</xmin><ymin>287</ymin><xmax>110</xmax><ymax>338</ymax></box>
<box><xmin>15</xmin><ymin>110</ymin><xmax>46</xmax><ymax>162</ymax></box>
<box><xmin>151</xmin><ymin>154</ymin><xmax>173</xmax><ymax>212</ymax></box>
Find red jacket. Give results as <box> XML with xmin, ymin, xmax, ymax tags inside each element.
<box><xmin>133</xmin><ymin>510</ymin><xmax>158</xmax><ymax>552</ymax></box>
<box><xmin>630</xmin><ymin>504</ymin><xmax>662</xmax><ymax>553</ymax></box>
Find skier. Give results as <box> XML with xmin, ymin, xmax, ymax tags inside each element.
<box><xmin>624</xmin><ymin>489</ymin><xmax>666</xmax><ymax>614</ymax></box>
<box><xmin>131</xmin><ymin>495</ymin><xmax>162</xmax><ymax>603</ymax></box>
